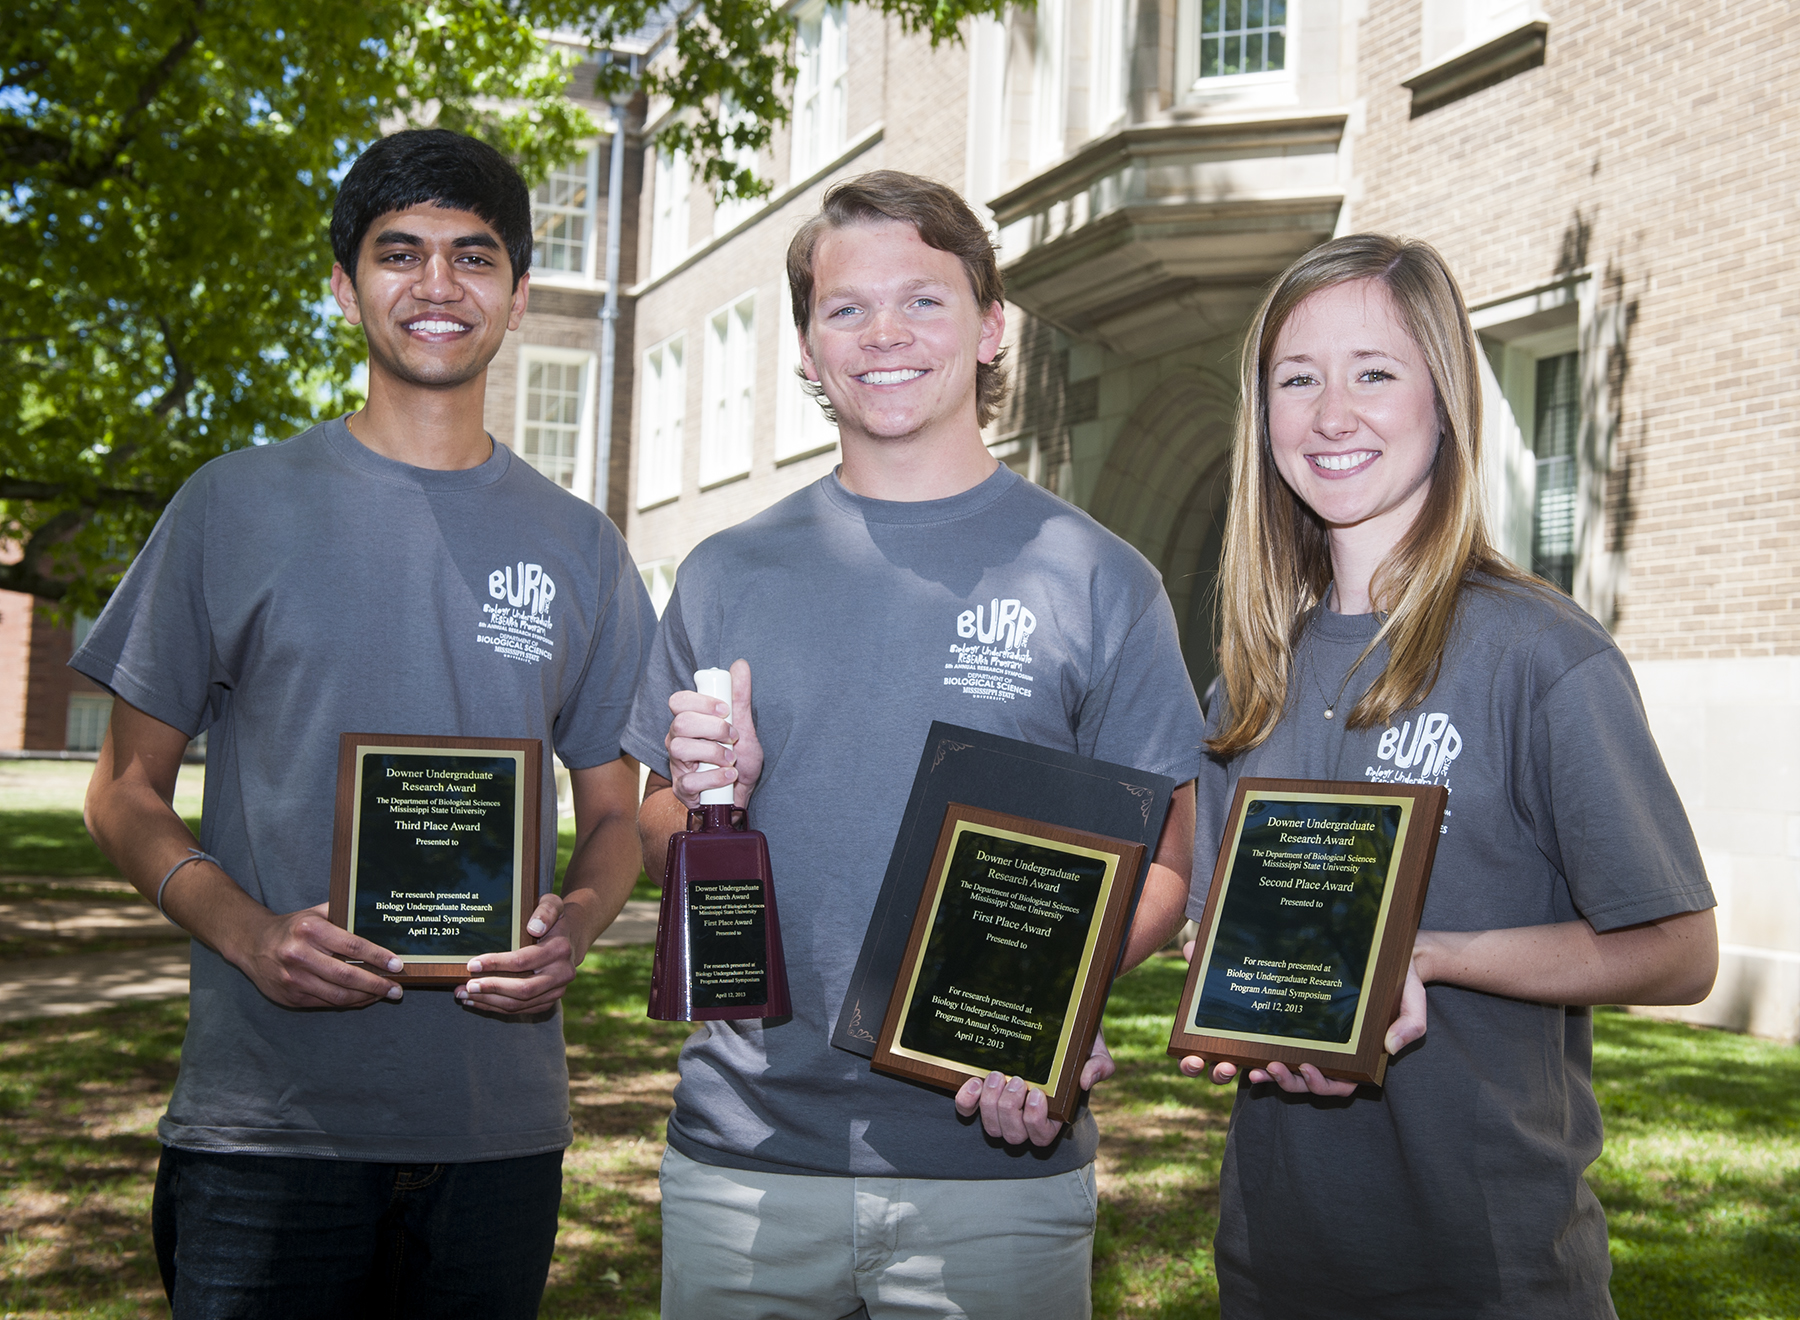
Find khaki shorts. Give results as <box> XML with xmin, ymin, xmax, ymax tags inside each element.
<box><xmin>658</xmin><ymin>1145</ymin><xmax>1097</xmax><ymax>1320</ymax></box>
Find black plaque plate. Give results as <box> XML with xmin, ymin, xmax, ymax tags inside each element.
<box><xmin>329</xmin><ymin>734</ymin><xmax>542</xmax><ymax>985</ymax></box>
<box><xmin>834</xmin><ymin>723</ymin><xmax>1176</xmax><ymax>1061</ymax></box>
<box><xmin>687</xmin><ymin>878</ymin><xmax>770</xmax><ymax>1010</ymax></box>
<box><xmin>1168</xmin><ymin>778</ymin><xmax>1445</xmax><ymax>1085</ymax></box>
<box><xmin>871</xmin><ymin>804</ymin><xmax>1146</xmax><ymax>1124</ymax></box>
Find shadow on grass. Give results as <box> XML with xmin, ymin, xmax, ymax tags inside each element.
<box><xmin>1591</xmin><ymin>1009</ymin><xmax>1800</xmax><ymax>1320</ymax></box>
<box><xmin>3</xmin><ymin>957</ymin><xmax>1795</xmax><ymax>1319</ymax></box>
<box><xmin>1088</xmin><ymin>954</ymin><xmax>1230</xmax><ymax>1319</ymax></box>
<box><xmin>543</xmin><ymin>946</ymin><xmax>692</xmax><ymax>1320</ymax></box>
<box><xmin>0</xmin><ymin>999</ymin><xmax>186</xmax><ymax>1316</ymax></box>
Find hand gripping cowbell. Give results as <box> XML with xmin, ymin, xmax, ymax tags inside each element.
<box><xmin>648</xmin><ymin>668</ymin><xmax>791</xmax><ymax>1021</ymax></box>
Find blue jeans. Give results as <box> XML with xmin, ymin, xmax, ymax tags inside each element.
<box><xmin>152</xmin><ymin>1145</ymin><xmax>563</xmax><ymax>1320</ymax></box>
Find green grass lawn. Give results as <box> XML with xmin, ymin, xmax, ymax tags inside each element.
<box><xmin>2</xmin><ymin>951</ymin><xmax>1796</xmax><ymax>1318</ymax></box>
<box><xmin>2</xmin><ymin>763</ymin><xmax>1794</xmax><ymax>1316</ymax></box>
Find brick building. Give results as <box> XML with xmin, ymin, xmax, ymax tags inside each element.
<box><xmin>624</xmin><ymin>0</ymin><xmax>1800</xmax><ymax>1038</ymax></box>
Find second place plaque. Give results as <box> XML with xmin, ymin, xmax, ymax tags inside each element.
<box><xmin>1168</xmin><ymin>778</ymin><xmax>1445</xmax><ymax>1086</ymax></box>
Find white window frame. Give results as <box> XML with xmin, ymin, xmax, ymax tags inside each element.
<box><xmin>1029</xmin><ymin>0</ymin><xmax>1068</xmax><ymax>168</ymax></box>
<box><xmin>1088</xmin><ymin>0</ymin><xmax>1129</xmax><ymax>138</ymax></box>
<box><xmin>514</xmin><ymin>346</ymin><xmax>597</xmax><ymax>497</ymax></box>
<box><xmin>776</xmin><ymin>293</ymin><xmax>839</xmax><ymax>463</ymax></box>
<box><xmin>701</xmin><ymin>292</ymin><xmax>757</xmax><ymax>488</ymax></box>
<box><xmin>792</xmin><ymin>0</ymin><xmax>848</xmax><ymax>181</ymax></box>
<box><xmin>639</xmin><ymin>558</ymin><xmax>679</xmax><ymax>617</ymax></box>
<box><xmin>530</xmin><ymin>145</ymin><xmax>601</xmax><ymax>285</ymax></box>
<box><xmin>66</xmin><ymin>693</ymin><xmax>113</xmax><ymax>753</ymax></box>
<box><xmin>650</xmin><ymin>145</ymin><xmax>692</xmax><ymax>278</ymax></box>
<box><xmin>1471</xmin><ymin>279</ymin><xmax>1593</xmax><ymax>597</ymax></box>
<box><xmin>1175</xmin><ymin>0</ymin><xmax>1296</xmax><ymax>107</ymax></box>
<box><xmin>1418</xmin><ymin>0</ymin><xmax>1542</xmax><ymax>67</ymax></box>
<box><xmin>712</xmin><ymin>100</ymin><xmax>766</xmax><ymax>237</ymax></box>
<box><xmin>637</xmin><ymin>333</ymin><xmax>687</xmax><ymax>509</ymax></box>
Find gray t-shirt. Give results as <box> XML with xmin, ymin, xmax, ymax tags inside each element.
<box><xmin>72</xmin><ymin>418</ymin><xmax>656</xmax><ymax>1163</ymax></box>
<box><xmin>624</xmin><ymin>465</ymin><xmax>1205</xmax><ymax>1180</ymax></box>
<box><xmin>1190</xmin><ymin>580</ymin><xmax>1713</xmax><ymax>1318</ymax></box>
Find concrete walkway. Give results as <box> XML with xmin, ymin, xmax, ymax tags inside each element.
<box><xmin>0</xmin><ymin>898</ymin><xmax>662</xmax><ymax>1023</ymax></box>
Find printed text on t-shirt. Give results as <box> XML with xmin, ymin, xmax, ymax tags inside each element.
<box><xmin>479</xmin><ymin>561</ymin><xmax>558</xmax><ymax>664</ymax></box>
<box><xmin>945</xmin><ymin>597</ymin><xmax>1037</xmax><ymax>702</ymax></box>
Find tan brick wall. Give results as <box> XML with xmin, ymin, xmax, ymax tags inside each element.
<box><xmin>1349</xmin><ymin>0</ymin><xmax>1800</xmax><ymax>662</ymax></box>
<box><xmin>625</xmin><ymin>10</ymin><xmax>974</xmax><ymax>572</ymax></box>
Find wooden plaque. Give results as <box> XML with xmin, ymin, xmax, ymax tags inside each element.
<box><xmin>1168</xmin><ymin>778</ymin><xmax>1446</xmax><ymax>1086</ymax></box>
<box><xmin>871</xmin><ymin>803</ymin><xmax>1147</xmax><ymax>1125</ymax></box>
<box><xmin>328</xmin><ymin>733</ymin><xmax>542</xmax><ymax>987</ymax></box>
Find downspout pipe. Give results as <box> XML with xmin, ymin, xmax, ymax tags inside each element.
<box><xmin>594</xmin><ymin>56</ymin><xmax>635</xmax><ymax>520</ymax></box>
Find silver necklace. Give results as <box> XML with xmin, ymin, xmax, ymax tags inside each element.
<box><xmin>1311</xmin><ymin>658</ymin><xmax>1355</xmax><ymax>721</ymax></box>
<box><xmin>1307</xmin><ymin>588</ymin><xmax>1372</xmax><ymax>721</ymax></box>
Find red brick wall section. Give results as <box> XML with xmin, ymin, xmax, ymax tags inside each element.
<box><xmin>1350</xmin><ymin>0</ymin><xmax>1800</xmax><ymax>661</ymax></box>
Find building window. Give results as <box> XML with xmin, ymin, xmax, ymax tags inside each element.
<box><xmin>792</xmin><ymin>0</ymin><xmax>848</xmax><ymax>180</ymax></box>
<box><xmin>1198</xmin><ymin>0</ymin><xmax>1286</xmax><ymax>78</ymax></box>
<box><xmin>639</xmin><ymin>558</ymin><xmax>678</xmax><ymax>617</ymax></box>
<box><xmin>1472</xmin><ymin>289</ymin><xmax>1581</xmax><ymax>587</ymax></box>
<box><xmin>712</xmin><ymin>100</ymin><xmax>765</xmax><ymax>236</ymax></box>
<box><xmin>1030</xmin><ymin>0</ymin><xmax>1067</xmax><ymax>167</ymax></box>
<box><xmin>532</xmin><ymin>148</ymin><xmax>599</xmax><ymax>281</ymax></box>
<box><xmin>776</xmin><ymin>294</ymin><xmax>837</xmax><ymax>462</ymax></box>
<box><xmin>1531</xmin><ymin>352</ymin><xmax>1579</xmax><ymax>592</ymax></box>
<box><xmin>651</xmin><ymin>146</ymin><xmax>691</xmax><ymax>277</ymax></box>
<box><xmin>701</xmin><ymin>294</ymin><xmax>757</xmax><ymax>487</ymax></box>
<box><xmin>517</xmin><ymin>349</ymin><xmax>593</xmax><ymax>492</ymax></box>
<box><xmin>66</xmin><ymin>693</ymin><xmax>112</xmax><ymax>753</ymax></box>
<box><xmin>638</xmin><ymin>334</ymin><xmax>686</xmax><ymax>509</ymax></box>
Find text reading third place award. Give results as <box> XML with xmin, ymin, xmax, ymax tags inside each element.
<box><xmin>1168</xmin><ymin>779</ymin><xmax>1445</xmax><ymax>1086</ymax></box>
<box><xmin>328</xmin><ymin>733</ymin><xmax>541</xmax><ymax>986</ymax></box>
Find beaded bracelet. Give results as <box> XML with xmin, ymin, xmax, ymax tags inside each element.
<box><xmin>155</xmin><ymin>848</ymin><xmax>220</xmax><ymax>919</ymax></box>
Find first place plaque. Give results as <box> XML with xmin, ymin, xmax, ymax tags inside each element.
<box><xmin>871</xmin><ymin>804</ymin><xmax>1146</xmax><ymax>1125</ymax></box>
<box><xmin>328</xmin><ymin>734</ymin><xmax>542</xmax><ymax>986</ymax></box>
<box><xmin>1168</xmin><ymin>778</ymin><xmax>1445</xmax><ymax>1086</ymax></box>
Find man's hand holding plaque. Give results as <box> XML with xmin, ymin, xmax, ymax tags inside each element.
<box><xmin>328</xmin><ymin>733</ymin><xmax>542</xmax><ymax>989</ymax></box>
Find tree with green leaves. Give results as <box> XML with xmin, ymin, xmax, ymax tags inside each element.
<box><xmin>2</xmin><ymin>0</ymin><xmax>1007</xmax><ymax>614</ymax></box>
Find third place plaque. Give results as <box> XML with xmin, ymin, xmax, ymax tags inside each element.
<box><xmin>328</xmin><ymin>733</ymin><xmax>541</xmax><ymax>986</ymax></box>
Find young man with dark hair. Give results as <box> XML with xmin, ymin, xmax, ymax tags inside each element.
<box><xmin>626</xmin><ymin>170</ymin><xmax>1204</xmax><ymax>1318</ymax></box>
<box><xmin>77</xmin><ymin>128</ymin><xmax>654</xmax><ymax>1317</ymax></box>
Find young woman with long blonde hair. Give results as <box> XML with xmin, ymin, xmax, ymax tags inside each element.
<box><xmin>1181</xmin><ymin>234</ymin><xmax>1718</xmax><ymax>1316</ymax></box>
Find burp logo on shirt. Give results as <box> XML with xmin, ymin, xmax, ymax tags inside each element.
<box><xmin>478</xmin><ymin>561</ymin><xmax>558</xmax><ymax>664</ymax></box>
<box><xmin>956</xmin><ymin>598</ymin><xmax>1036</xmax><ymax>650</ymax></box>
<box><xmin>1363</xmin><ymin>710</ymin><xmax>1461</xmax><ymax>785</ymax></box>
<box><xmin>1361</xmin><ymin>710</ymin><xmax>1462</xmax><ymax>835</ymax></box>
<box><xmin>946</xmin><ymin>597</ymin><xmax>1038</xmax><ymax>702</ymax></box>
<box><xmin>489</xmin><ymin>562</ymin><xmax>556</xmax><ymax>615</ymax></box>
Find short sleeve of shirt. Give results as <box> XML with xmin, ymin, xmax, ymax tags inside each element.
<box><xmin>622</xmin><ymin>582</ymin><xmax>699</xmax><ymax>779</ymax></box>
<box><xmin>550</xmin><ymin>530</ymin><xmax>659</xmax><ymax>770</ymax></box>
<box><xmin>1076</xmin><ymin>588</ymin><xmax>1205</xmax><ymax>786</ymax></box>
<box><xmin>1526</xmin><ymin>646</ymin><xmax>1713</xmax><ymax>931</ymax></box>
<box><xmin>70</xmin><ymin>474</ymin><xmax>222</xmax><ymax>736</ymax></box>
<box><xmin>1186</xmin><ymin>697</ymin><xmax>1235</xmax><ymax>923</ymax></box>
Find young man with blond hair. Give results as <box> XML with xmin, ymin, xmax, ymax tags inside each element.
<box><xmin>627</xmin><ymin>170</ymin><xmax>1203</xmax><ymax>1319</ymax></box>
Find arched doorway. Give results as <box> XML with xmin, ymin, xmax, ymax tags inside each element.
<box><xmin>1085</xmin><ymin>369</ymin><xmax>1238</xmax><ymax>704</ymax></box>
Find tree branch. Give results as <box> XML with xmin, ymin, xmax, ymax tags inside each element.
<box><xmin>1</xmin><ymin>1</ymin><xmax>206</xmax><ymax>190</ymax></box>
<box><xmin>0</xmin><ymin>507</ymin><xmax>85</xmax><ymax>603</ymax></box>
<box><xmin>0</xmin><ymin>479</ymin><xmax>166</xmax><ymax>508</ymax></box>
